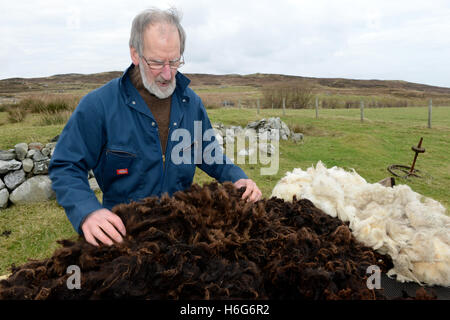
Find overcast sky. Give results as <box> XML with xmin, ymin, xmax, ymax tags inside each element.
<box><xmin>1</xmin><ymin>0</ymin><xmax>450</xmax><ymax>88</ymax></box>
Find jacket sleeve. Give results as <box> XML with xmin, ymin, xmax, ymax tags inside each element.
<box><xmin>49</xmin><ymin>92</ymin><xmax>105</xmax><ymax>234</ymax></box>
<box><xmin>195</xmin><ymin>99</ymin><xmax>248</xmax><ymax>183</ymax></box>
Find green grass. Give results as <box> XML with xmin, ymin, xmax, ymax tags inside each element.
<box><xmin>0</xmin><ymin>201</ymin><xmax>78</xmax><ymax>275</ymax></box>
<box><xmin>0</xmin><ymin>106</ymin><xmax>449</xmax><ymax>276</ymax></box>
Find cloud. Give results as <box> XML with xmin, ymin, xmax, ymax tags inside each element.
<box><xmin>1</xmin><ymin>0</ymin><xmax>449</xmax><ymax>87</ymax></box>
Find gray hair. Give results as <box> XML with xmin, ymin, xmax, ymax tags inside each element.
<box><xmin>129</xmin><ymin>7</ymin><xmax>186</xmax><ymax>56</ymax></box>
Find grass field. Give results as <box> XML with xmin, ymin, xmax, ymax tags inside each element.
<box><xmin>0</xmin><ymin>106</ymin><xmax>449</xmax><ymax>276</ymax></box>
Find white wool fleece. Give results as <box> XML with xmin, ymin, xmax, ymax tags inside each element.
<box><xmin>271</xmin><ymin>161</ymin><xmax>450</xmax><ymax>287</ymax></box>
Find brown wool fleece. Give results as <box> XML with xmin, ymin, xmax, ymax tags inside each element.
<box><xmin>0</xmin><ymin>182</ymin><xmax>437</xmax><ymax>300</ymax></box>
<box><xmin>130</xmin><ymin>65</ymin><xmax>172</xmax><ymax>155</ymax></box>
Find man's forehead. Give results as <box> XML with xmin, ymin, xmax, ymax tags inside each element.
<box><xmin>141</xmin><ymin>22</ymin><xmax>180</xmax><ymax>55</ymax></box>
<box><xmin>145</xmin><ymin>22</ymin><xmax>178</xmax><ymax>37</ymax></box>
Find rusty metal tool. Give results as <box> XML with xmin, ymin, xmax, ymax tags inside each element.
<box><xmin>387</xmin><ymin>137</ymin><xmax>426</xmax><ymax>179</ymax></box>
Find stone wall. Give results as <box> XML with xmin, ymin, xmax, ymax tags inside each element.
<box><xmin>212</xmin><ymin>117</ymin><xmax>303</xmax><ymax>157</ymax></box>
<box><xmin>0</xmin><ymin>142</ymin><xmax>58</xmax><ymax>209</ymax></box>
<box><xmin>0</xmin><ymin>141</ymin><xmax>100</xmax><ymax>210</ymax></box>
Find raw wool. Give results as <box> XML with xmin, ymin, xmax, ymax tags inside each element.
<box><xmin>3</xmin><ymin>182</ymin><xmax>433</xmax><ymax>300</ymax></box>
<box><xmin>271</xmin><ymin>161</ymin><xmax>450</xmax><ymax>287</ymax></box>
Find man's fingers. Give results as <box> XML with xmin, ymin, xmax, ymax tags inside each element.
<box><xmin>250</xmin><ymin>189</ymin><xmax>262</xmax><ymax>202</ymax></box>
<box><xmin>242</xmin><ymin>186</ymin><xmax>252</xmax><ymax>199</ymax></box>
<box><xmin>100</xmin><ymin>220</ymin><xmax>124</xmax><ymax>244</ymax></box>
<box><xmin>83</xmin><ymin>230</ymin><xmax>100</xmax><ymax>247</ymax></box>
<box><xmin>247</xmin><ymin>189</ymin><xmax>258</xmax><ymax>202</ymax></box>
<box><xmin>235</xmin><ymin>179</ymin><xmax>261</xmax><ymax>202</ymax></box>
<box><xmin>106</xmin><ymin>213</ymin><xmax>127</xmax><ymax>237</ymax></box>
<box><xmin>91</xmin><ymin>226</ymin><xmax>114</xmax><ymax>246</ymax></box>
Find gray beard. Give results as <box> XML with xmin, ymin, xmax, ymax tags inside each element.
<box><xmin>139</xmin><ymin>62</ymin><xmax>176</xmax><ymax>99</ymax></box>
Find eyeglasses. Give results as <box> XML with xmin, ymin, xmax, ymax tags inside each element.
<box><xmin>140</xmin><ymin>55</ymin><xmax>185</xmax><ymax>70</ymax></box>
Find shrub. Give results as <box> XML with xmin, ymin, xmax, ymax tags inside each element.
<box><xmin>262</xmin><ymin>84</ymin><xmax>314</xmax><ymax>109</ymax></box>
<box><xmin>37</xmin><ymin>110</ymin><xmax>73</xmax><ymax>126</ymax></box>
<box><xmin>7</xmin><ymin>108</ymin><xmax>27</xmax><ymax>123</ymax></box>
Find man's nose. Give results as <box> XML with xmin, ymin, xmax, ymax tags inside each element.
<box><xmin>160</xmin><ymin>65</ymin><xmax>172</xmax><ymax>80</ymax></box>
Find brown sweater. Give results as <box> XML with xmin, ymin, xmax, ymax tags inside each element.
<box><xmin>130</xmin><ymin>66</ymin><xmax>172</xmax><ymax>155</ymax></box>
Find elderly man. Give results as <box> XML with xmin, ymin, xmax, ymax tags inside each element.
<box><xmin>49</xmin><ymin>8</ymin><xmax>262</xmax><ymax>247</ymax></box>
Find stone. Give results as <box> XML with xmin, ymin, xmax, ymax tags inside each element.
<box><xmin>258</xmin><ymin>142</ymin><xmax>276</xmax><ymax>156</ymax></box>
<box><xmin>22</xmin><ymin>158</ymin><xmax>34</xmax><ymax>173</ymax></box>
<box><xmin>45</xmin><ymin>142</ymin><xmax>57</xmax><ymax>149</ymax></box>
<box><xmin>244</xmin><ymin>117</ymin><xmax>291</xmax><ymax>141</ymax></box>
<box><xmin>213</xmin><ymin>129</ymin><xmax>224</xmax><ymax>146</ymax></box>
<box><xmin>280</xmin><ymin>121</ymin><xmax>291</xmax><ymax>140</ymax></box>
<box><xmin>0</xmin><ymin>160</ymin><xmax>22</xmax><ymax>174</ymax></box>
<box><xmin>0</xmin><ymin>188</ymin><xmax>9</xmax><ymax>209</ymax></box>
<box><xmin>0</xmin><ymin>178</ymin><xmax>4</xmax><ymax>190</ymax></box>
<box><xmin>28</xmin><ymin>142</ymin><xmax>44</xmax><ymax>151</ymax></box>
<box><xmin>0</xmin><ymin>150</ymin><xmax>16</xmax><ymax>161</ymax></box>
<box><xmin>33</xmin><ymin>160</ymin><xmax>50</xmax><ymax>175</ymax></box>
<box><xmin>41</xmin><ymin>147</ymin><xmax>51</xmax><ymax>157</ymax></box>
<box><xmin>26</xmin><ymin>149</ymin><xmax>36</xmax><ymax>159</ymax></box>
<box><xmin>32</xmin><ymin>150</ymin><xmax>49</xmax><ymax>162</ymax></box>
<box><xmin>224</xmin><ymin>134</ymin><xmax>235</xmax><ymax>145</ymax></box>
<box><xmin>291</xmin><ymin>133</ymin><xmax>304</xmax><ymax>143</ymax></box>
<box><xmin>4</xmin><ymin>169</ymin><xmax>26</xmax><ymax>190</ymax></box>
<box><xmin>14</xmin><ymin>143</ymin><xmax>29</xmax><ymax>160</ymax></box>
<box><xmin>9</xmin><ymin>175</ymin><xmax>56</xmax><ymax>204</ymax></box>
<box><xmin>89</xmin><ymin>178</ymin><xmax>100</xmax><ymax>191</ymax></box>
<box><xmin>238</xmin><ymin>148</ymin><xmax>256</xmax><ymax>157</ymax></box>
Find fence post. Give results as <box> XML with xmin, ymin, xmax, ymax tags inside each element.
<box><xmin>360</xmin><ymin>100</ymin><xmax>364</xmax><ymax>122</ymax></box>
<box><xmin>315</xmin><ymin>97</ymin><xmax>319</xmax><ymax>119</ymax></box>
<box><xmin>428</xmin><ymin>99</ymin><xmax>432</xmax><ymax>129</ymax></box>
<box><xmin>282</xmin><ymin>97</ymin><xmax>286</xmax><ymax>116</ymax></box>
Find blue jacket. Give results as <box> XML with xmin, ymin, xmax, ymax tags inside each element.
<box><xmin>49</xmin><ymin>64</ymin><xmax>247</xmax><ymax>234</ymax></box>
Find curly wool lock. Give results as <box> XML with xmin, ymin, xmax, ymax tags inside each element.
<box><xmin>0</xmin><ymin>182</ymin><xmax>434</xmax><ymax>300</ymax></box>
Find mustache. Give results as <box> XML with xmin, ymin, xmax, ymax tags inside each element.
<box><xmin>155</xmin><ymin>76</ymin><xmax>174</xmax><ymax>84</ymax></box>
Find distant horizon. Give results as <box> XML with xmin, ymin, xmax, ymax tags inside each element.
<box><xmin>2</xmin><ymin>69</ymin><xmax>449</xmax><ymax>90</ymax></box>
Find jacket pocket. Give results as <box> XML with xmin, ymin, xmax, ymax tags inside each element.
<box><xmin>102</xmin><ymin>149</ymin><xmax>137</xmax><ymax>196</ymax></box>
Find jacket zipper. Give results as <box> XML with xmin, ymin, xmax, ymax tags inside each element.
<box><xmin>159</xmin><ymin>125</ymin><xmax>171</xmax><ymax>192</ymax></box>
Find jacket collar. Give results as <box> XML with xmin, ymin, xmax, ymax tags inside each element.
<box><xmin>119</xmin><ymin>63</ymin><xmax>191</xmax><ymax>121</ymax></box>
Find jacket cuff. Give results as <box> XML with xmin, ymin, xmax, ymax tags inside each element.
<box><xmin>68</xmin><ymin>198</ymin><xmax>103</xmax><ymax>235</ymax></box>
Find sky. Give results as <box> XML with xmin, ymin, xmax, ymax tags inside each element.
<box><xmin>1</xmin><ymin>0</ymin><xmax>450</xmax><ymax>88</ymax></box>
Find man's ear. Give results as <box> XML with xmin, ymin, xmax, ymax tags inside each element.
<box><xmin>130</xmin><ymin>46</ymin><xmax>140</xmax><ymax>66</ymax></box>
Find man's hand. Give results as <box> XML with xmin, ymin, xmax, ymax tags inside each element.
<box><xmin>81</xmin><ymin>208</ymin><xmax>126</xmax><ymax>247</ymax></box>
<box><xmin>233</xmin><ymin>179</ymin><xmax>262</xmax><ymax>202</ymax></box>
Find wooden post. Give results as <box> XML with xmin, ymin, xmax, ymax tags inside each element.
<box><xmin>428</xmin><ymin>99</ymin><xmax>432</xmax><ymax>129</ymax></box>
<box><xmin>315</xmin><ymin>97</ymin><xmax>319</xmax><ymax>119</ymax></box>
<box><xmin>360</xmin><ymin>100</ymin><xmax>364</xmax><ymax>122</ymax></box>
<box><xmin>282</xmin><ymin>97</ymin><xmax>286</xmax><ymax>116</ymax></box>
